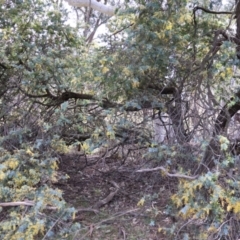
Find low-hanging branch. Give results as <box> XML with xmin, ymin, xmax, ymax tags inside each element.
<box><xmin>193</xmin><ymin>6</ymin><xmax>234</xmax><ymax>44</ymax></box>
<box><xmin>22</xmin><ymin>86</ymin><xmax>176</xmax><ymax>111</ymax></box>
<box><xmin>193</xmin><ymin>6</ymin><xmax>233</xmax><ymax>16</ymax></box>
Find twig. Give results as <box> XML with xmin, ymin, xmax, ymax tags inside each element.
<box><xmin>136</xmin><ymin>166</ymin><xmax>198</xmax><ymax>180</ymax></box>
<box><xmin>213</xmin><ymin>219</ymin><xmax>230</xmax><ymax>240</ymax></box>
<box><xmin>120</xmin><ymin>227</ymin><xmax>126</xmax><ymax>240</ymax></box>
<box><xmin>194</xmin><ymin>162</ymin><xmax>210</xmax><ymax>175</ymax></box>
<box><xmin>76</xmin><ymin>208</ymin><xmax>99</xmax><ymax>214</ymax></box>
<box><xmin>175</xmin><ymin>218</ymin><xmax>196</xmax><ymax>240</ymax></box>
<box><xmin>89</xmin><ymin>224</ymin><xmax>94</xmax><ymax>238</ymax></box>
<box><xmin>96</xmin><ymin>208</ymin><xmax>139</xmax><ymax>226</ymax></box>
<box><xmin>109</xmin><ymin>180</ymin><xmax>120</xmax><ymax>189</ymax></box>
<box><xmin>112</xmin><ymin>23</ymin><xmax>133</xmax><ymax>36</ymax></box>
<box><xmin>77</xmin><ymin>230</ymin><xmax>90</xmax><ymax>240</ymax></box>
<box><xmin>42</xmin><ymin>211</ymin><xmax>65</xmax><ymax>240</ymax></box>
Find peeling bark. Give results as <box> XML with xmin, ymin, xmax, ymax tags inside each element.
<box><xmin>65</xmin><ymin>0</ymin><xmax>117</xmax><ymax>16</ymax></box>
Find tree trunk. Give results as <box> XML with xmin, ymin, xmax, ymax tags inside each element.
<box><xmin>195</xmin><ymin>92</ymin><xmax>240</xmax><ymax>174</ymax></box>
<box><xmin>65</xmin><ymin>0</ymin><xmax>116</xmax><ymax>16</ymax></box>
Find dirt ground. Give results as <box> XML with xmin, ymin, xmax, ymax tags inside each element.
<box><xmin>55</xmin><ymin>153</ymin><xmax>178</xmax><ymax>240</ymax></box>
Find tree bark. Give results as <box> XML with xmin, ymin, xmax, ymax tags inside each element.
<box><xmin>65</xmin><ymin>0</ymin><xmax>117</xmax><ymax>16</ymax></box>
<box><xmin>236</xmin><ymin>0</ymin><xmax>240</xmax><ymax>58</ymax></box>
<box><xmin>195</xmin><ymin>90</ymin><xmax>240</xmax><ymax>174</ymax></box>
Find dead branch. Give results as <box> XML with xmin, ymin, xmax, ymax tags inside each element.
<box><xmin>93</xmin><ymin>181</ymin><xmax>120</xmax><ymax>209</ymax></box>
<box><xmin>136</xmin><ymin>166</ymin><xmax>198</xmax><ymax>180</ymax></box>
<box><xmin>0</xmin><ymin>201</ymin><xmax>57</xmax><ymax>210</ymax></box>
<box><xmin>0</xmin><ymin>201</ymin><xmax>101</xmax><ymax>215</ymax></box>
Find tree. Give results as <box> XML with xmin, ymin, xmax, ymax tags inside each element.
<box><xmin>1</xmin><ymin>0</ymin><xmax>240</xmax><ymax>239</ymax></box>
<box><xmin>0</xmin><ymin>1</ymin><xmax>83</xmax><ymax>238</ymax></box>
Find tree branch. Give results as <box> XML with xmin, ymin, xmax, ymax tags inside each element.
<box><xmin>193</xmin><ymin>6</ymin><xmax>233</xmax><ymax>16</ymax></box>
<box><xmin>65</xmin><ymin>0</ymin><xmax>117</xmax><ymax>16</ymax></box>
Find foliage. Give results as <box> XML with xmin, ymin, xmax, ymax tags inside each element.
<box><xmin>171</xmin><ymin>171</ymin><xmax>240</xmax><ymax>239</ymax></box>
<box><xmin>0</xmin><ymin>0</ymin><xmax>82</xmax><ymax>238</ymax></box>
<box><xmin>0</xmin><ymin>146</ymin><xmax>80</xmax><ymax>239</ymax></box>
<box><xmin>95</xmin><ymin>0</ymin><xmax>240</xmax><ymax>238</ymax></box>
<box><xmin>1</xmin><ymin>0</ymin><xmax>240</xmax><ymax>239</ymax></box>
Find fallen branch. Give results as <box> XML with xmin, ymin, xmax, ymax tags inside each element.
<box><xmin>93</xmin><ymin>181</ymin><xmax>120</xmax><ymax>209</ymax></box>
<box><xmin>0</xmin><ymin>201</ymin><xmax>57</xmax><ymax>210</ymax></box>
<box><xmin>0</xmin><ymin>201</ymin><xmax>34</xmax><ymax>207</ymax></box>
<box><xmin>136</xmin><ymin>166</ymin><xmax>198</xmax><ymax>180</ymax></box>
<box><xmin>0</xmin><ymin>200</ymin><xmax>102</xmax><ymax>217</ymax></box>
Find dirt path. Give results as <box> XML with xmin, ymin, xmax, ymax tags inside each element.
<box><xmin>55</xmin><ymin>153</ymin><xmax>176</xmax><ymax>239</ymax></box>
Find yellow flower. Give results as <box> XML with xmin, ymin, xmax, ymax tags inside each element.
<box><xmin>7</xmin><ymin>158</ymin><xmax>19</xmax><ymax>169</ymax></box>
<box><xmin>233</xmin><ymin>202</ymin><xmax>240</xmax><ymax>213</ymax></box>
<box><xmin>208</xmin><ymin>225</ymin><xmax>217</xmax><ymax>233</ymax></box>
<box><xmin>165</xmin><ymin>21</ymin><xmax>173</xmax><ymax>30</ymax></box>
<box><xmin>82</xmin><ymin>142</ymin><xmax>89</xmax><ymax>152</ymax></box>
<box><xmin>51</xmin><ymin>161</ymin><xmax>58</xmax><ymax>170</ymax></box>
<box><xmin>226</xmin><ymin>67</ymin><xmax>233</xmax><ymax>76</ymax></box>
<box><xmin>35</xmin><ymin>63</ymin><xmax>42</xmax><ymax>71</ymax></box>
<box><xmin>219</xmin><ymin>135</ymin><xmax>229</xmax><ymax>144</ymax></box>
<box><xmin>132</xmin><ymin>80</ymin><xmax>140</xmax><ymax>88</ymax></box>
<box><xmin>0</xmin><ymin>171</ymin><xmax>5</xmax><ymax>180</ymax></box>
<box><xmin>102</xmin><ymin>66</ymin><xmax>109</xmax><ymax>74</ymax></box>
<box><xmin>122</xmin><ymin>67</ymin><xmax>131</xmax><ymax>76</ymax></box>
<box><xmin>94</xmin><ymin>76</ymin><xmax>101</xmax><ymax>81</ymax></box>
<box><xmin>227</xmin><ymin>204</ymin><xmax>233</xmax><ymax>212</ymax></box>
<box><xmin>137</xmin><ymin>198</ymin><xmax>145</xmax><ymax>207</ymax></box>
<box><xmin>26</xmin><ymin>148</ymin><xmax>34</xmax><ymax>156</ymax></box>
<box><xmin>106</xmin><ymin>131</ymin><xmax>115</xmax><ymax>139</ymax></box>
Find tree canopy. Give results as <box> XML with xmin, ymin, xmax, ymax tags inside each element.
<box><xmin>1</xmin><ymin>0</ymin><xmax>240</xmax><ymax>239</ymax></box>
